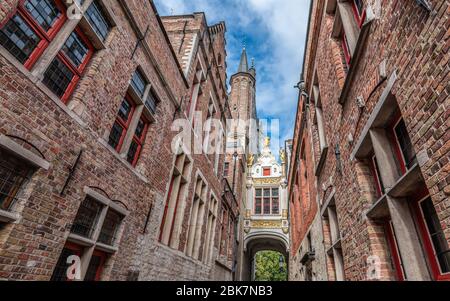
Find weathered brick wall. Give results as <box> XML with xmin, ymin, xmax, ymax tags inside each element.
<box><xmin>0</xmin><ymin>1</ymin><xmax>231</xmax><ymax>281</ymax></box>
<box><xmin>290</xmin><ymin>0</ymin><xmax>449</xmax><ymax>281</ymax></box>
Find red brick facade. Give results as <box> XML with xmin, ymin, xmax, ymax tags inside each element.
<box><xmin>289</xmin><ymin>0</ymin><xmax>449</xmax><ymax>281</ymax></box>
<box><xmin>0</xmin><ymin>0</ymin><xmax>235</xmax><ymax>281</ymax></box>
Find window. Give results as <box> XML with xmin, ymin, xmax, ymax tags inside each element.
<box><xmin>187</xmin><ymin>68</ymin><xmax>203</xmax><ymax>120</ymax></box>
<box><xmin>84</xmin><ymin>251</ymin><xmax>106</xmax><ymax>281</ymax></box>
<box><xmin>370</xmin><ymin>154</ymin><xmax>385</xmax><ymax>198</ymax></box>
<box><xmin>263</xmin><ymin>167</ymin><xmax>271</xmax><ymax>177</ymax></box>
<box><xmin>126</xmin><ymin>117</ymin><xmax>149</xmax><ymax>167</ymax></box>
<box><xmin>85</xmin><ymin>0</ymin><xmax>112</xmax><ymax>42</ymax></box>
<box><xmin>98</xmin><ymin>210</ymin><xmax>123</xmax><ymax>246</ymax></box>
<box><xmin>415</xmin><ymin>197</ymin><xmax>450</xmax><ymax>280</ymax></box>
<box><xmin>224</xmin><ymin>162</ymin><xmax>230</xmax><ymax>177</ymax></box>
<box><xmin>351</xmin><ymin>0</ymin><xmax>365</xmax><ymax>27</ymax></box>
<box><xmin>50</xmin><ymin>243</ymin><xmax>82</xmax><ymax>281</ymax></box>
<box><xmin>204</xmin><ymin>196</ymin><xmax>218</xmax><ymax>264</ymax></box>
<box><xmin>323</xmin><ymin>198</ymin><xmax>345</xmax><ymax>281</ymax></box>
<box><xmin>108</xmin><ymin>95</ymin><xmax>135</xmax><ymax>152</ymax></box>
<box><xmin>392</xmin><ymin>118</ymin><xmax>417</xmax><ymax>173</ymax></box>
<box><xmin>145</xmin><ymin>89</ymin><xmax>159</xmax><ymax>115</ymax></box>
<box><xmin>255</xmin><ymin>188</ymin><xmax>262</xmax><ymax>215</ymax></box>
<box><xmin>0</xmin><ymin>150</ymin><xmax>31</xmax><ymax>212</ymax></box>
<box><xmin>263</xmin><ymin>189</ymin><xmax>271</xmax><ymax>214</ymax></box>
<box><xmin>0</xmin><ymin>0</ymin><xmax>66</xmax><ymax>69</ymax></box>
<box><xmin>255</xmin><ymin>188</ymin><xmax>280</xmax><ymax>215</ymax></box>
<box><xmin>42</xmin><ymin>28</ymin><xmax>94</xmax><ymax>102</ymax></box>
<box><xmin>130</xmin><ymin>69</ymin><xmax>147</xmax><ymax>98</ymax></box>
<box><xmin>52</xmin><ymin>192</ymin><xmax>126</xmax><ymax>281</ymax></box>
<box><xmin>159</xmin><ymin>152</ymin><xmax>192</xmax><ymax>248</ymax></box>
<box><xmin>70</xmin><ymin>197</ymin><xmax>102</xmax><ymax>239</ymax></box>
<box><xmin>385</xmin><ymin>221</ymin><xmax>406</xmax><ymax>281</ymax></box>
<box><xmin>272</xmin><ymin>188</ymin><xmax>279</xmax><ymax>215</ymax></box>
<box><xmin>186</xmin><ymin>176</ymin><xmax>207</xmax><ymax>259</ymax></box>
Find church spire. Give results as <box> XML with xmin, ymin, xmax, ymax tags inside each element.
<box><xmin>238</xmin><ymin>47</ymin><xmax>249</xmax><ymax>73</ymax></box>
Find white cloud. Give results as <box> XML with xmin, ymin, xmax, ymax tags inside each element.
<box><xmin>155</xmin><ymin>0</ymin><xmax>311</xmax><ymax>151</ymax></box>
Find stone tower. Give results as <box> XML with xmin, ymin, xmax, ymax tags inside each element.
<box><xmin>225</xmin><ymin>47</ymin><xmax>258</xmax><ymax>202</ymax></box>
<box><xmin>224</xmin><ymin>48</ymin><xmax>259</xmax><ymax>280</ymax></box>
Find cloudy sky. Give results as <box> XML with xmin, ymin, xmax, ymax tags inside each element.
<box><xmin>155</xmin><ymin>0</ymin><xmax>311</xmax><ymax>152</ymax></box>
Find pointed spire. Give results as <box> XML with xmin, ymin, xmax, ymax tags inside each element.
<box><xmin>238</xmin><ymin>47</ymin><xmax>249</xmax><ymax>73</ymax></box>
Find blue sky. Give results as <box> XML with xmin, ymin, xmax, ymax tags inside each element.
<box><xmin>155</xmin><ymin>0</ymin><xmax>311</xmax><ymax>152</ymax></box>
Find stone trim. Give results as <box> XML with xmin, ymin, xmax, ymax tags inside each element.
<box><xmin>84</xmin><ymin>186</ymin><xmax>129</xmax><ymax>216</ymax></box>
<box><xmin>0</xmin><ymin>209</ymin><xmax>20</xmax><ymax>223</ymax></box>
<box><xmin>0</xmin><ymin>135</ymin><xmax>50</xmax><ymax>170</ymax></box>
<box><xmin>350</xmin><ymin>70</ymin><xmax>398</xmax><ymax>160</ymax></box>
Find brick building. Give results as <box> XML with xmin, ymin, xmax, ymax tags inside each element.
<box><xmin>289</xmin><ymin>0</ymin><xmax>449</xmax><ymax>281</ymax></box>
<box><xmin>0</xmin><ymin>0</ymin><xmax>237</xmax><ymax>281</ymax></box>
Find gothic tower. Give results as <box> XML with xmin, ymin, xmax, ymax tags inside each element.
<box><xmin>225</xmin><ymin>47</ymin><xmax>258</xmax><ymax>202</ymax></box>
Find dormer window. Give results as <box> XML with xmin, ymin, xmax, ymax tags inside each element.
<box><xmin>263</xmin><ymin>167</ymin><xmax>271</xmax><ymax>177</ymax></box>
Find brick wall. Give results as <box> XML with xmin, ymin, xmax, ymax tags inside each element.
<box><xmin>0</xmin><ymin>0</ymin><xmax>231</xmax><ymax>281</ymax></box>
<box><xmin>289</xmin><ymin>0</ymin><xmax>449</xmax><ymax>281</ymax></box>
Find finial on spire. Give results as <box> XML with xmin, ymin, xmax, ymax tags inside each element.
<box><xmin>251</xmin><ymin>58</ymin><xmax>255</xmax><ymax>69</ymax></box>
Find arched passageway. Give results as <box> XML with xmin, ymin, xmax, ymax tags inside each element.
<box><xmin>241</xmin><ymin>233</ymin><xmax>289</xmax><ymax>281</ymax></box>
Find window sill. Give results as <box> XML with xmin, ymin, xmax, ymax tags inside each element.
<box><xmin>68</xmin><ymin>233</ymin><xmax>96</xmax><ymax>247</ymax></box>
<box><xmin>0</xmin><ymin>135</ymin><xmax>50</xmax><ymax>170</ymax></box>
<box><xmin>387</xmin><ymin>163</ymin><xmax>423</xmax><ymax>198</ymax></box>
<box><xmin>315</xmin><ymin>146</ymin><xmax>329</xmax><ymax>177</ymax></box>
<box><xmin>98</xmin><ymin>138</ymin><xmax>149</xmax><ymax>184</ymax></box>
<box><xmin>320</xmin><ymin>188</ymin><xmax>336</xmax><ymax>217</ymax></box>
<box><xmin>338</xmin><ymin>9</ymin><xmax>375</xmax><ymax>105</ymax></box>
<box><xmin>0</xmin><ymin>209</ymin><xmax>20</xmax><ymax>223</ymax></box>
<box><xmin>366</xmin><ymin>194</ymin><xmax>389</xmax><ymax>220</ymax></box>
<box><xmin>96</xmin><ymin>242</ymin><xmax>119</xmax><ymax>254</ymax></box>
<box><xmin>326</xmin><ymin>238</ymin><xmax>342</xmax><ymax>255</ymax></box>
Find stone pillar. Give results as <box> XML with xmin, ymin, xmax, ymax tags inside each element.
<box><xmin>370</xmin><ymin>129</ymin><xmax>430</xmax><ymax>280</ymax></box>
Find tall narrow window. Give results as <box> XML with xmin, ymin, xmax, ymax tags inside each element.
<box><xmin>204</xmin><ymin>196</ymin><xmax>218</xmax><ymax>264</ymax></box>
<box><xmin>0</xmin><ymin>0</ymin><xmax>66</xmax><ymax>69</ymax></box>
<box><xmin>186</xmin><ymin>176</ymin><xmax>207</xmax><ymax>259</ymax></box>
<box><xmin>159</xmin><ymin>153</ymin><xmax>192</xmax><ymax>248</ymax></box>
<box><xmin>70</xmin><ymin>197</ymin><xmax>102</xmax><ymax>239</ymax></box>
<box><xmin>223</xmin><ymin>162</ymin><xmax>230</xmax><ymax>177</ymax></box>
<box><xmin>393</xmin><ymin>118</ymin><xmax>417</xmax><ymax>172</ymax></box>
<box><xmin>415</xmin><ymin>197</ymin><xmax>450</xmax><ymax>280</ymax></box>
<box><xmin>263</xmin><ymin>189</ymin><xmax>271</xmax><ymax>215</ymax></box>
<box><xmin>108</xmin><ymin>95</ymin><xmax>135</xmax><ymax>152</ymax></box>
<box><xmin>126</xmin><ymin>117</ymin><xmax>149</xmax><ymax>167</ymax></box>
<box><xmin>351</xmin><ymin>0</ymin><xmax>365</xmax><ymax>27</ymax></box>
<box><xmin>0</xmin><ymin>150</ymin><xmax>31</xmax><ymax>212</ymax></box>
<box><xmin>130</xmin><ymin>69</ymin><xmax>147</xmax><ymax>98</ymax></box>
<box><xmin>85</xmin><ymin>0</ymin><xmax>112</xmax><ymax>42</ymax></box>
<box><xmin>272</xmin><ymin>188</ymin><xmax>279</xmax><ymax>215</ymax></box>
<box><xmin>255</xmin><ymin>188</ymin><xmax>262</xmax><ymax>215</ymax></box>
<box><xmin>370</xmin><ymin>154</ymin><xmax>385</xmax><ymax>198</ymax></box>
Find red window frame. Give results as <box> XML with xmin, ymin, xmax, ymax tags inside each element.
<box><xmin>56</xmin><ymin>27</ymin><xmax>94</xmax><ymax>103</ymax></box>
<box><xmin>1</xmin><ymin>0</ymin><xmax>68</xmax><ymax>69</ymax></box>
<box><xmin>388</xmin><ymin>111</ymin><xmax>411</xmax><ymax>175</ymax></box>
<box><xmin>60</xmin><ymin>242</ymin><xmax>83</xmax><ymax>282</ymax></box>
<box><xmin>351</xmin><ymin>0</ymin><xmax>366</xmax><ymax>28</ymax></box>
<box><xmin>413</xmin><ymin>192</ymin><xmax>450</xmax><ymax>281</ymax></box>
<box><xmin>263</xmin><ymin>167</ymin><xmax>271</xmax><ymax>177</ymax></box>
<box><xmin>341</xmin><ymin>33</ymin><xmax>352</xmax><ymax>66</ymax></box>
<box><xmin>112</xmin><ymin>94</ymin><xmax>136</xmax><ymax>153</ymax></box>
<box><xmin>384</xmin><ymin>221</ymin><xmax>406</xmax><ymax>281</ymax></box>
<box><xmin>128</xmin><ymin>117</ymin><xmax>149</xmax><ymax>167</ymax></box>
<box><xmin>86</xmin><ymin>250</ymin><xmax>107</xmax><ymax>281</ymax></box>
<box><xmin>370</xmin><ymin>154</ymin><xmax>384</xmax><ymax>198</ymax></box>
